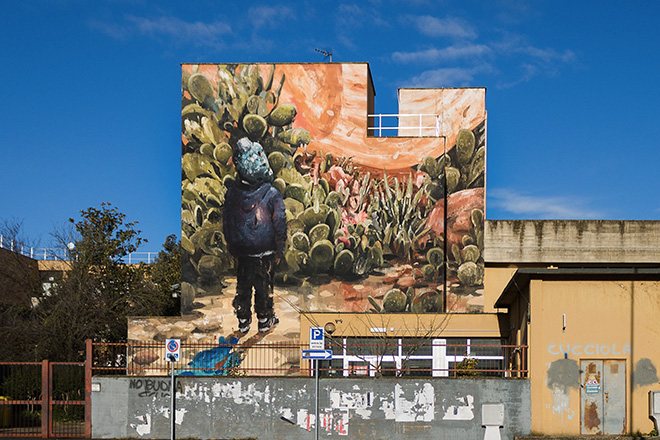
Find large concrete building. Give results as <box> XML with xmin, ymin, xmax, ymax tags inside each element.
<box><xmin>114</xmin><ymin>61</ymin><xmax>660</xmax><ymax>437</ymax></box>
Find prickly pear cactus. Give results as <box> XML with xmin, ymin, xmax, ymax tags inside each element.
<box><xmin>182</xmin><ymin>63</ymin><xmax>486</xmax><ymax>315</ymax></box>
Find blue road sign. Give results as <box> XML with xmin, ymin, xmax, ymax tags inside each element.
<box><xmin>301</xmin><ymin>349</ymin><xmax>332</xmax><ymax>360</ymax></box>
<box><xmin>309</xmin><ymin>327</ymin><xmax>325</xmax><ymax>350</ymax></box>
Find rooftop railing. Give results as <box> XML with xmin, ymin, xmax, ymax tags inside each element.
<box><xmin>0</xmin><ymin>235</ymin><xmax>157</xmax><ymax>263</ymax></box>
<box><xmin>368</xmin><ymin>113</ymin><xmax>443</xmax><ymax>137</ymax></box>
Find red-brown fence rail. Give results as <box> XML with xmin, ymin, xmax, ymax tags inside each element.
<box><xmin>91</xmin><ymin>339</ymin><xmax>527</xmax><ymax>378</ymax></box>
<box><xmin>0</xmin><ymin>360</ymin><xmax>89</xmax><ymax>438</ymax></box>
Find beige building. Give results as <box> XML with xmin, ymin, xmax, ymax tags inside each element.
<box><xmin>300</xmin><ymin>219</ymin><xmax>660</xmax><ymax>436</ymax></box>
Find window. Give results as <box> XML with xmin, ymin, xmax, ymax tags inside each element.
<box><xmin>320</xmin><ymin>337</ymin><xmax>505</xmax><ymax>377</ymax></box>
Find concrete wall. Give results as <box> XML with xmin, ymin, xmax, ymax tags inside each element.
<box><xmin>92</xmin><ymin>376</ymin><xmax>530</xmax><ymax>439</ymax></box>
<box><xmin>485</xmin><ymin>220</ymin><xmax>660</xmax><ymax>264</ymax></box>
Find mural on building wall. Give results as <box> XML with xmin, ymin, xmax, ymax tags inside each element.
<box><xmin>152</xmin><ymin>62</ymin><xmax>485</xmax><ymax>350</ymax></box>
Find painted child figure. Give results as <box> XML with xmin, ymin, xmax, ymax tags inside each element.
<box><xmin>223</xmin><ymin>137</ymin><xmax>287</xmax><ymax>333</ymax></box>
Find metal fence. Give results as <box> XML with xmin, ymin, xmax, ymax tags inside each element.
<box><xmin>0</xmin><ymin>361</ymin><xmax>89</xmax><ymax>438</ymax></box>
<box><xmin>91</xmin><ymin>340</ymin><xmax>527</xmax><ymax>378</ymax></box>
<box><xmin>0</xmin><ymin>235</ymin><xmax>157</xmax><ymax>263</ymax></box>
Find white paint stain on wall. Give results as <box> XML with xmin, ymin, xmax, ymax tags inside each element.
<box><xmin>207</xmin><ymin>381</ymin><xmax>271</xmax><ymax>406</ymax></box>
<box><xmin>329</xmin><ymin>388</ymin><xmax>373</xmax><ymax>419</ymax></box>
<box><xmin>380</xmin><ymin>383</ymin><xmax>435</xmax><ymax>422</ymax></box>
<box><xmin>442</xmin><ymin>394</ymin><xmax>475</xmax><ymax>420</ymax></box>
<box><xmin>130</xmin><ymin>413</ymin><xmax>151</xmax><ymax>436</ymax></box>
<box><xmin>549</xmin><ymin>385</ymin><xmax>573</xmax><ymax>420</ymax></box>
<box><xmin>296</xmin><ymin>408</ymin><xmax>314</xmax><ymax>431</ymax></box>
<box><xmin>175</xmin><ymin>408</ymin><xmax>188</xmax><ymax>425</ymax></box>
<box><xmin>154</xmin><ymin>406</ymin><xmax>186</xmax><ymax>425</ymax></box>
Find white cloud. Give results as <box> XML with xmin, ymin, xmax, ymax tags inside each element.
<box><xmin>247</xmin><ymin>6</ymin><xmax>294</xmax><ymax>29</ymax></box>
<box><xmin>522</xmin><ymin>46</ymin><xmax>576</xmax><ymax>63</ymax></box>
<box><xmin>494</xmin><ymin>35</ymin><xmax>576</xmax><ymax>64</ymax></box>
<box><xmin>407</xmin><ymin>15</ymin><xmax>477</xmax><ymax>40</ymax></box>
<box><xmin>396</xmin><ymin>31</ymin><xmax>577</xmax><ymax>88</ymax></box>
<box><xmin>88</xmin><ymin>19</ymin><xmax>133</xmax><ymax>40</ymax></box>
<box><xmin>392</xmin><ymin>44</ymin><xmax>491</xmax><ymax>63</ymax></box>
<box><xmin>89</xmin><ymin>15</ymin><xmax>232</xmax><ymax>47</ymax></box>
<box><xmin>126</xmin><ymin>15</ymin><xmax>231</xmax><ymax>40</ymax></box>
<box><xmin>406</xmin><ymin>64</ymin><xmax>492</xmax><ymax>87</ymax></box>
<box><xmin>488</xmin><ymin>188</ymin><xmax>603</xmax><ymax>219</ymax></box>
<box><xmin>334</xmin><ymin>3</ymin><xmax>390</xmax><ymax>49</ymax></box>
<box><xmin>494</xmin><ymin>41</ymin><xmax>577</xmax><ymax>88</ymax></box>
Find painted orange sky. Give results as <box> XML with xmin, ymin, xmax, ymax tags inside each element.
<box><xmin>182</xmin><ymin>63</ymin><xmax>486</xmax><ymax>174</ymax></box>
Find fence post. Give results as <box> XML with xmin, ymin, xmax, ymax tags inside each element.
<box><xmin>41</xmin><ymin>360</ymin><xmax>50</xmax><ymax>439</ymax></box>
<box><xmin>85</xmin><ymin>339</ymin><xmax>92</xmax><ymax>438</ymax></box>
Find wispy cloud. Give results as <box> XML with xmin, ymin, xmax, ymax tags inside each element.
<box><xmin>493</xmin><ymin>35</ymin><xmax>576</xmax><ymax>64</ymax></box>
<box><xmin>406</xmin><ymin>64</ymin><xmax>493</xmax><ymax>87</ymax></box>
<box><xmin>127</xmin><ymin>15</ymin><xmax>231</xmax><ymax>40</ymax></box>
<box><xmin>405</xmin><ymin>15</ymin><xmax>477</xmax><ymax>40</ymax></box>
<box><xmin>334</xmin><ymin>3</ymin><xmax>390</xmax><ymax>50</ymax></box>
<box><xmin>392</xmin><ymin>43</ymin><xmax>491</xmax><ymax>63</ymax></box>
<box><xmin>492</xmin><ymin>34</ymin><xmax>577</xmax><ymax>87</ymax></box>
<box><xmin>394</xmin><ymin>29</ymin><xmax>577</xmax><ymax>88</ymax></box>
<box><xmin>247</xmin><ymin>6</ymin><xmax>294</xmax><ymax>29</ymax></box>
<box><xmin>89</xmin><ymin>15</ymin><xmax>231</xmax><ymax>47</ymax></box>
<box><xmin>494</xmin><ymin>0</ymin><xmax>540</xmax><ymax>25</ymax></box>
<box><xmin>489</xmin><ymin>188</ymin><xmax>603</xmax><ymax>219</ymax></box>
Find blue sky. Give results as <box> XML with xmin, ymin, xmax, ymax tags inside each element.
<box><xmin>2</xmin><ymin>0</ymin><xmax>659</xmax><ymax>250</ymax></box>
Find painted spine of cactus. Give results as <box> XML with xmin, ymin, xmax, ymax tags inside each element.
<box><xmin>370</xmin><ymin>171</ymin><xmax>427</xmax><ymax>260</ymax></box>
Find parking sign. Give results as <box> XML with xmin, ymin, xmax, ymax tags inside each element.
<box><xmin>309</xmin><ymin>327</ymin><xmax>324</xmax><ymax>350</ymax></box>
<box><xmin>165</xmin><ymin>338</ymin><xmax>180</xmax><ymax>362</ymax></box>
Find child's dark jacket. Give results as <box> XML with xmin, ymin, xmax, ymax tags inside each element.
<box><xmin>223</xmin><ymin>180</ymin><xmax>287</xmax><ymax>258</ymax></box>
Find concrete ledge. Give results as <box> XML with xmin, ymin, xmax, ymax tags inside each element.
<box><xmin>485</xmin><ymin>220</ymin><xmax>660</xmax><ymax>264</ymax></box>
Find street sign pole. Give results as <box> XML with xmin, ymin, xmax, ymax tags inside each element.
<box><xmin>315</xmin><ymin>359</ymin><xmax>319</xmax><ymax>440</ymax></box>
<box><xmin>170</xmin><ymin>360</ymin><xmax>175</xmax><ymax>440</ymax></box>
<box><xmin>305</xmin><ymin>328</ymin><xmax>329</xmax><ymax>440</ymax></box>
<box><xmin>165</xmin><ymin>339</ymin><xmax>180</xmax><ymax>440</ymax></box>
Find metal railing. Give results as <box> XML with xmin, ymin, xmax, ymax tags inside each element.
<box><xmin>91</xmin><ymin>340</ymin><xmax>527</xmax><ymax>378</ymax></box>
<box><xmin>368</xmin><ymin>113</ymin><xmax>442</xmax><ymax>137</ymax></box>
<box><xmin>0</xmin><ymin>235</ymin><xmax>157</xmax><ymax>264</ymax></box>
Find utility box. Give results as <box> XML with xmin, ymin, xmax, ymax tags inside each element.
<box><xmin>482</xmin><ymin>403</ymin><xmax>504</xmax><ymax>440</ymax></box>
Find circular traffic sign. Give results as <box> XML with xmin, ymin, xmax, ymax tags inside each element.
<box><xmin>167</xmin><ymin>339</ymin><xmax>179</xmax><ymax>353</ymax></box>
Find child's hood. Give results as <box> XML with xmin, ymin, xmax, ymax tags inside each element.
<box><xmin>233</xmin><ymin>137</ymin><xmax>273</xmax><ymax>186</ymax></box>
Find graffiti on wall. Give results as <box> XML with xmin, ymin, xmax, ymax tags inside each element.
<box><xmin>122</xmin><ymin>379</ymin><xmax>500</xmax><ymax>438</ymax></box>
<box><xmin>174</xmin><ymin>62</ymin><xmax>486</xmax><ymax>345</ymax></box>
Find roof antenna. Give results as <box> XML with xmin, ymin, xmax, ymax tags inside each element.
<box><xmin>315</xmin><ymin>48</ymin><xmax>333</xmax><ymax>62</ymax></box>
